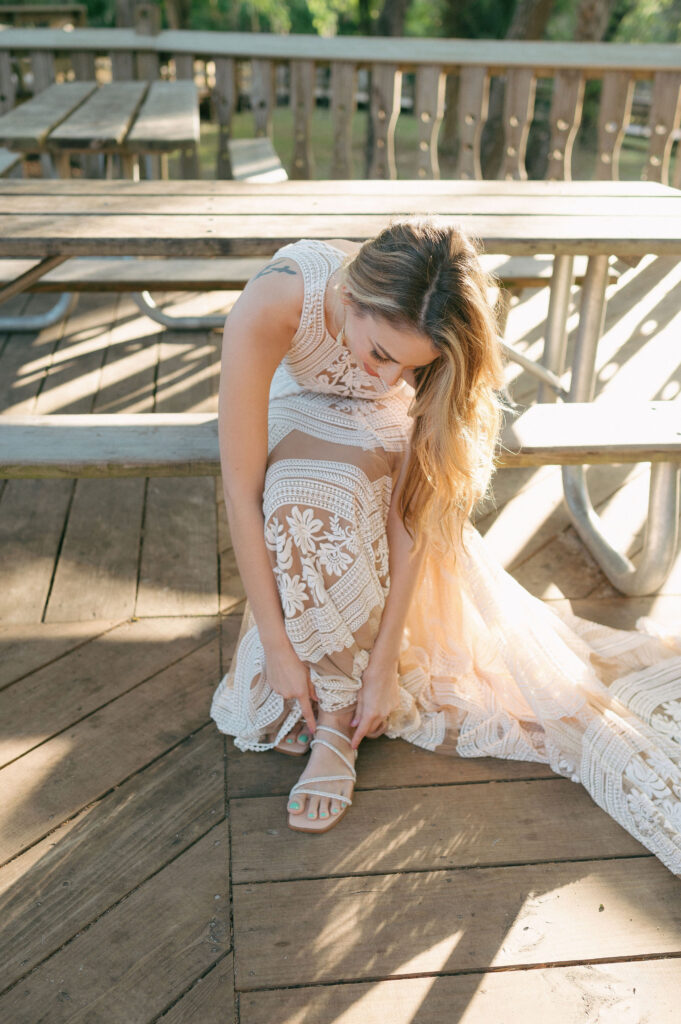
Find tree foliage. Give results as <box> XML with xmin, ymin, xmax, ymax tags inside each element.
<box><xmin>82</xmin><ymin>0</ymin><xmax>680</xmax><ymax>41</ymax></box>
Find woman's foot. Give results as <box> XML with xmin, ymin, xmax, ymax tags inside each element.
<box><xmin>287</xmin><ymin>707</ymin><xmax>356</xmax><ymax>833</ymax></box>
<box><xmin>265</xmin><ymin>711</ymin><xmax>313</xmax><ymax>757</ymax></box>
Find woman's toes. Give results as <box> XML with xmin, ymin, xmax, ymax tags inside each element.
<box><xmin>306</xmin><ymin>796</ymin><xmax>320</xmax><ymax>821</ymax></box>
<box><xmin>288</xmin><ymin>794</ymin><xmax>306</xmax><ymax>816</ymax></box>
<box><xmin>318</xmin><ymin>798</ymin><xmax>331</xmax><ymax>821</ymax></box>
<box><xmin>329</xmin><ymin>799</ymin><xmax>341</xmax><ymax>817</ymax></box>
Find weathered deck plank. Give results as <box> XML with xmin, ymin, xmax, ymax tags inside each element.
<box><xmin>0</xmin><ymin>726</ymin><xmax>223</xmax><ymax>990</ymax></box>
<box><xmin>240</xmin><ymin>958</ymin><xmax>681</xmax><ymax>1024</ymax></box>
<box><xmin>135</xmin><ymin>326</ymin><xmax>220</xmax><ymax>617</ymax></box>
<box><xmin>0</xmin><ymin>615</ymin><xmax>217</xmax><ymax>766</ymax></box>
<box><xmin>157</xmin><ymin>955</ymin><xmax>235</xmax><ymax>1024</ymax></box>
<box><xmin>0</xmin><ymin>823</ymin><xmax>230</xmax><ymax>1023</ymax></box>
<box><xmin>0</xmin><ymin>620</ymin><xmax>120</xmax><ymax>690</ymax></box>
<box><xmin>0</xmin><ymin>635</ymin><xmax>218</xmax><ymax>862</ymax></box>
<box><xmin>44</xmin><ymin>295</ymin><xmax>157</xmax><ymax>622</ymax></box>
<box><xmin>0</xmin><ymin>477</ymin><xmax>73</xmax><ymax>622</ymax></box>
<box><xmin>233</xmin><ymin>858</ymin><xmax>680</xmax><ymax>990</ymax></box>
<box><xmin>225</xmin><ymin>736</ymin><xmax>557</xmax><ymax>800</ymax></box>
<box><xmin>230</xmin><ymin>779</ymin><xmax>644</xmax><ymax>883</ymax></box>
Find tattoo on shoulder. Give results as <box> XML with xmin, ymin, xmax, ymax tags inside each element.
<box><xmin>253</xmin><ymin>259</ymin><xmax>297</xmax><ymax>281</ymax></box>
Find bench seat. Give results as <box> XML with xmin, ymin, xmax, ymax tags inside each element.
<box><xmin>227</xmin><ymin>137</ymin><xmax>287</xmax><ymax>183</ymax></box>
<box><xmin>1</xmin><ymin>403</ymin><xmax>678</xmax><ymax>479</ymax></box>
<box><xmin>0</xmin><ymin>254</ymin><xmax>616</xmax><ymax>294</ymax></box>
<box><xmin>0</xmin><ymin>147</ymin><xmax>21</xmax><ymax>176</ymax></box>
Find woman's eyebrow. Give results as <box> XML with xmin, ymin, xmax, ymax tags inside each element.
<box><xmin>371</xmin><ymin>339</ymin><xmax>397</xmax><ymax>362</ymax></box>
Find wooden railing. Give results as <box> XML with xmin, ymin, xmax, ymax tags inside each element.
<box><xmin>0</xmin><ymin>24</ymin><xmax>679</xmax><ymax>185</ymax></box>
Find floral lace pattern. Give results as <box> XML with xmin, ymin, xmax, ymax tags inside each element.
<box><xmin>210</xmin><ymin>238</ymin><xmax>681</xmax><ymax>878</ymax></box>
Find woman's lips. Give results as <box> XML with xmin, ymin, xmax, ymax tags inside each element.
<box><xmin>363</xmin><ymin>361</ymin><xmax>380</xmax><ymax>377</ymax></box>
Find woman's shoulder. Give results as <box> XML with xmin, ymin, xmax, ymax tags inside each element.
<box><xmin>237</xmin><ymin>250</ymin><xmax>305</xmax><ymax>335</ymax></box>
<box><xmin>321</xmin><ymin>238</ymin><xmax>362</xmax><ymax>258</ymax></box>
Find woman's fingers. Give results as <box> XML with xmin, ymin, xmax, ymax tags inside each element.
<box><xmin>351</xmin><ymin>712</ymin><xmax>383</xmax><ymax>749</ymax></box>
<box><xmin>298</xmin><ymin>690</ymin><xmax>317</xmax><ymax>735</ymax></box>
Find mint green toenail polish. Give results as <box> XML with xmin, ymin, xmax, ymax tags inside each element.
<box><xmin>289</xmin><ymin>801</ymin><xmax>300</xmax><ymax>810</ymax></box>
<box><xmin>331</xmin><ymin>807</ymin><xmax>339</xmax><ymax>814</ymax></box>
<box><xmin>320</xmin><ymin>811</ymin><xmax>329</xmax><ymax>818</ymax></box>
<box><xmin>308</xmin><ymin>811</ymin><xmax>315</xmax><ymax>819</ymax></box>
<box><xmin>299</xmin><ymin>733</ymin><xmax>308</xmax><ymax>743</ymax></box>
<box><xmin>286</xmin><ymin>736</ymin><xmax>294</xmax><ymax>743</ymax></box>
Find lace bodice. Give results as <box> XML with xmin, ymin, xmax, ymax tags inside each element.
<box><xmin>269</xmin><ymin>239</ymin><xmax>408</xmax><ymax>402</ymax></box>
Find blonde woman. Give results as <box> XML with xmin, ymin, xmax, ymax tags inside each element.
<box><xmin>211</xmin><ymin>219</ymin><xmax>681</xmax><ymax>873</ymax></box>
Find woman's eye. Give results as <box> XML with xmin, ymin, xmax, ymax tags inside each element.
<box><xmin>370</xmin><ymin>349</ymin><xmax>391</xmax><ymax>364</ymax></box>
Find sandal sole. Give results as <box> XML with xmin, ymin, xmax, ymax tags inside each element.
<box><xmin>287</xmin><ymin>805</ymin><xmax>349</xmax><ymax>833</ymax></box>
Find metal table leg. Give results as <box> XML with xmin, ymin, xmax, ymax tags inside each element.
<box><xmin>0</xmin><ymin>255</ymin><xmax>79</xmax><ymax>332</ymax></box>
<box><xmin>132</xmin><ymin>291</ymin><xmax>225</xmax><ymax>331</ymax></box>
<box><xmin>562</xmin><ymin>253</ymin><xmax>680</xmax><ymax>595</ymax></box>
<box><xmin>538</xmin><ymin>254</ymin><xmax>574</xmax><ymax>403</ymax></box>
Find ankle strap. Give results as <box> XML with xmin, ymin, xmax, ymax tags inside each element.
<box><xmin>316</xmin><ymin>724</ymin><xmax>352</xmax><ymax>743</ymax></box>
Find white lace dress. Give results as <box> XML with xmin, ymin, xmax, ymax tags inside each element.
<box><xmin>210</xmin><ymin>239</ymin><xmax>681</xmax><ymax>876</ymax></box>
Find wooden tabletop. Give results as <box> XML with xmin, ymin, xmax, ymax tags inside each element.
<box><xmin>0</xmin><ymin>80</ymin><xmax>199</xmax><ymax>154</ymax></box>
<box><xmin>0</xmin><ymin>180</ymin><xmax>679</xmax><ymax>259</ymax></box>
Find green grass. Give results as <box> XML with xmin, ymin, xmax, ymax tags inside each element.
<box><xmin>170</xmin><ymin>106</ymin><xmax>676</xmax><ymax>184</ymax></box>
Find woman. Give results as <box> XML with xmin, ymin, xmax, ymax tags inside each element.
<box><xmin>210</xmin><ymin>219</ymin><xmax>681</xmax><ymax>871</ymax></box>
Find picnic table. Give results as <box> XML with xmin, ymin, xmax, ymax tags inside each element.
<box><xmin>0</xmin><ymin>80</ymin><xmax>200</xmax><ymax>179</ymax></box>
<box><xmin>0</xmin><ymin>176</ymin><xmax>679</xmax><ymax>597</ymax></box>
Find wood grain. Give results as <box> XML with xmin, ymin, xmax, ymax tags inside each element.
<box><xmin>230</xmin><ymin>779</ymin><xmax>643</xmax><ymax>883</ymax></box>
<box><xmin>240</xmin><ymin>958</ymin><xmax>681</xmax><ymax>1024</ymax></box>
<box><xmin>0</xmin><ymin>619</ymin><xmax>119</xmax><ymax>690</ymax></box>
<box><xmin>0</xmin><ymin>823</ymin><xmax>229</xmax><ymax>1023</ymax></box>
<box><xmin>157</xmin><ymin>954</ymin><xmax>234</xmax><ymax>1024</ymax></box>
<box><xmin>49</xmin><ymin>81</ymin><xmax>147</xmax><ymax>149</ymax></box>
<box><xmin>233</xmin><ymin>858</ymin><xmax>680</xmax><ymax>989</ymax></box>
<box><xmin>0</xmin><ymin>635</ymin><xmax>219</xmax><ymax>862</ymax></box>
<box><xmin>0</xmin><ymin>727</ymin><xmax>224</xmax><ymax>989</ymax></box>
<box><xmin>0</xmin><ymin>80</ymin><xmax>96</xmax><ymax>149</ymax></box>
<box><xmin>225</xmin><ymin>733</ymin><xmax>557</xmax><ymax>799</ymax></box>
<box><xmin>2</xmin><ymin>213</ymin><xmax>681</xmax><ymax>258</ymax></box>
<box><xmin>0</xmin><ymin>615</ymin><xmax>218</xmax><ymax>765</ymax></box>
<box><xmin>126</xmin><ymin>80</ymin><xmax>199</xmax><ymax>151</ymax></box>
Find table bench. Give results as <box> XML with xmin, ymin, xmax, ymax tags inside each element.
<box><xmin>0</xmin><ymin>177</ymin><xmax>678</xmax><ymax>597</ymax></box>
<box><xmin>0</xmin><ymin>252</ymin><xmax>619</xmax><ymax>334</ymax></box>
<box><xmin>0</xmin><ymin>79</ymin><xmax>200</xmax><ymax>180</ymax></box>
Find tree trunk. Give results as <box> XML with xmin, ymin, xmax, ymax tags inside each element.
<box><xmin>115</xmin><ymin>0</ymin><xmax>135</xmax><ymax>26</ymax></box>
<box><xmin>376</xmin><ymin>0</ymin><xmax>411</xmax><ymax>37</ymax></box>
<box><xmin>574</xmin><ymin>0</ymin><xmax>617</xmax><ymax>41</ymax></box>
<box><xmin>357</xmin><ymin>0</ymin><xmax>372</xmax><ymax>34</ymax></box>
<box><xmin>163</xmin><ymin>0</ymin><xmax>193</xmax><ymax>30</ymax></box>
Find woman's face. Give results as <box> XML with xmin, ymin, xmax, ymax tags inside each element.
<box><xmin>342</xmin><ymin>304</ymin><xmax>439</xmax><ymax>386</ymax></box>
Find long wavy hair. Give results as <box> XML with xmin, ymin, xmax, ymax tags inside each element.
<box><xmin>341</xmin><ymin>218</ymin><xmax>505</xmax><ymax>551</ymax></box>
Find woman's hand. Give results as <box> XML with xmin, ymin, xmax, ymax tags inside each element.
<box><xmin>350</xmin><ymin>653</ymin><xmax>401</xmax><ymax>749</ymax></box>
<box><xmin>264</xmin><ymin>638</ymin><xmax>317</xmax><ymax>736</ymax></box>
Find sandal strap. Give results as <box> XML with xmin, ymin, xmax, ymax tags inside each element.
<box><xmin>289</xmin><ymin>776</ymin><xmax>354</xmax><ymax>806</ymax></box>
<box><xmin>310</xmin><ymin>736</ymin><xmax>356</xmax><ymax>778</ymax></box>
<box><xmin>316</xmin><ymin>724</ymin><xmax>352</xmax><ymax>743</ymax></box>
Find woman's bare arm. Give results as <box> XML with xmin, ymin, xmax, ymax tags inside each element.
<box><xmin>218</xmin><ymin>259</ymin><xmax>317</xmax><ymax>733</ymax></box>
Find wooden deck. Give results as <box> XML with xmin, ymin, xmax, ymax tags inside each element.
<box><xmin>1</xmin><ymin>262</ymin><xmax>680</xmax><ymax>1022</ymax></box>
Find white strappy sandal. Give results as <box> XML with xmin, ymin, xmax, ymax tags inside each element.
<box><xmin>287</xmin><ymin>725</ymin><xmax>357</xmax><ymax>834</ymax></box>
